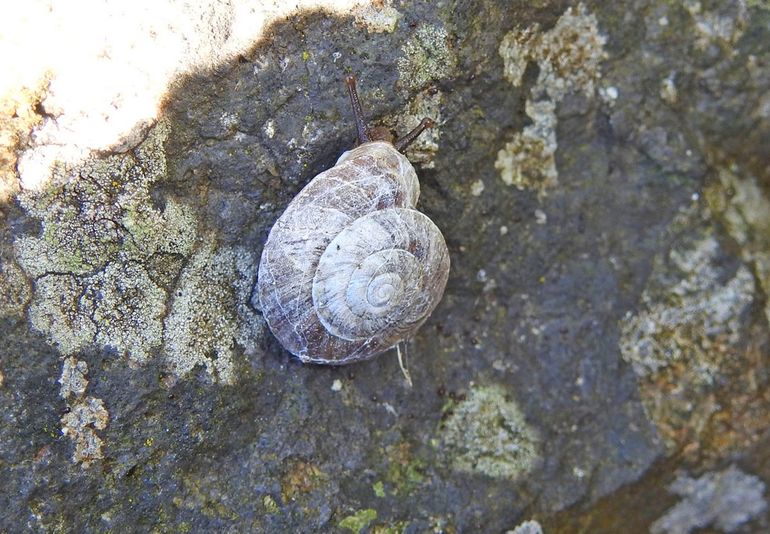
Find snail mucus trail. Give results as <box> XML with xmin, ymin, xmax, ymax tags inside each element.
<box><xmin>257</xmin><ymin>76</ymin><xmax>450</xmax><ymax>365</ymax></box>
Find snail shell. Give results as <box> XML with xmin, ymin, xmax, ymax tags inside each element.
<box><xmin>257</xmin><ymin>137</ymin><xmax>450</xmax><ymax>365</ymax></box>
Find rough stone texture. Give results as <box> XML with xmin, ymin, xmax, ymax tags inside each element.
<box><xmin>2</xmin><ymin>0</ymin><xmax>770</xmax><ymax>532</ymax></box>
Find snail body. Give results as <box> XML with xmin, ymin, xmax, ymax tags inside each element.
<box><xmin>257</xmin><ymin>77</ymin><xmax>449</xmax><ymax>365</ymax></box>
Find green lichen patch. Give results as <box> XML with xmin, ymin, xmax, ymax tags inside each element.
<box><xmin>338</xmin><ymin>508</ymin><xmax>377</xmax><ymax>533</ymax></box>
<box><xmin>14</xmin><ymin>121</ymin><xmax>194</xmax><ymax>363</ymax></box>
<box><xmin>27</xmin><ymin>261</ymin><xmax>166</xmax><ymax>363</ymax></box>
<box><xmin>397</xmin><ymin>25</ymin><xmax>456</xmax><ymax>91</ymax></box>
<box><xmin>262</xmin><ymin>495</ymin><xmax>280</xmax><ymax>514</ymax></box>
<box><xmin>383</xmin><ymin>442</ymin><xmax>426</xmax><ymax>495</ymax></box>
<box><xmin>438</xmin><ymin>385</ymin><xmax>539</xmax><ymax>479</ymax></box>
<box><xmin>13</xmin><ymin>120</ymin><xmax>260</xmax><ymax>382</ymax></box>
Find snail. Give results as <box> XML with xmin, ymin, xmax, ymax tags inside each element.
<box><xmin>257</xmin><ymin>76</ymin><xmax>450</xmax><ymax>365</ymax></box>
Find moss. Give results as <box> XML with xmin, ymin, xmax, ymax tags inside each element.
<box><xmin>397</xmin><ymin>25</ymin><xmax>456</xmax><ymax>91</ymax></box>
<box><xmin>372</xmin><ymin>480</ymin><xmax>385</xmax><ymax>498</ymax></box>
<box><xmin>383</xmin><ymin>442</ymin><xmax>426</xmax><ymax>495</ymax></box>
<box><xmin>438</xmin><ymin>385</ymin><xmax>539</xmax><ymax>479</ymax></box>
<box><xmin>262</xmin><ymin>495</ymin><xmax>279</xmax><ymax>514</ymax></box>
<box><xmin>338</xmin><ymin>509</ymin><xmax>377</xmax><ymax>533</ymax></box>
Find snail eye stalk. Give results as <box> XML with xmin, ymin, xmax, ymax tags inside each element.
<box><xmin>345</xmin><ymin>75</ymin><xmax>370</xmax><ymax>145</ymax></box>
<box><xmin>395</xmin><ymin>118</ymin><xmax>435</xmax><ymax>152</ymax></box>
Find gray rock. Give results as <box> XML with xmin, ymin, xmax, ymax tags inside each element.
<box><xmin>1</xmin><ymin>1</ymin><xmax>769</xmax><ymax>532</ymax></box>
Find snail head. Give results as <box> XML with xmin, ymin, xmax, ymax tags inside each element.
<box><xmin>345</xmin><ymin>75</ymin><xmax>435</xmax><ymax>153</ymax></box>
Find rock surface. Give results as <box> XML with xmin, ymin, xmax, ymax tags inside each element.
<box><xmin>1</xmin><ymin>0</ymin><xmax>769</xmax><ymax>532</ymax></box>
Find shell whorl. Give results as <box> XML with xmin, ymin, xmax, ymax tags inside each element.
<box><xmin>257</xmin><ymin>141</ymin><xmax>449</xmax><ymax>365</ymax></box>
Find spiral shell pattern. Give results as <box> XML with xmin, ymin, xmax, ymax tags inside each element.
<box><xmin>257</xmin><ymin>141</ymin><xmax>449</xmax><ymax>364</ymax></box>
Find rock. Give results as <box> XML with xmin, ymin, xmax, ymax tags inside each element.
<box><xmin>1</xmin><ymin>0</ymin><xmax>769</xmax><ymax>532</ymax></box>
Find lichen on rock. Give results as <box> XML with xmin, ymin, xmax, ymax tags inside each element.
<box><xmin>619</xmin><ymin>202</ymin><xmax>759</xmax><ymax>452</ymax></box>
<box><xmin>14</xmin><ymin>122</ymin><xmax>193</xmax><ymax>364</ymax></box>
<box><xmin>705</xmin><ymin>165</ymin><xmax>770</xmax><ymax>326</ymax></box>
<box><xmin>508</xmin><ymin>519</ymin><xmax>543</xmax><ymax>534</ymax></box>
<box><xmin>496</xmin><ymin>3</ymin><xmax>606</xmax><ymax>193</ymax></box>
<box><xmin>495</xmin><ymin>99</ymin><xmax>557</xmax><ymax>191</ymax></box>
<box><xmin>61</xmin><ymin>396</ymin><xmax>109</xmax><ymax>467</ymax></box>
<box><xmin>619</xmin><ymin>217</ymin><xmax>754</xmax><ymax>381</ymax></box>
<box><xmin>439</xmin><ymin>385</ymin><xmax>539</xmax><ymax>479</ymax></box>
<box><xmin>57</xmin><ymin>357</ymin><xmax>109</xmax><ymax>467</ymax></box>
<box><xmin>684</xmin><ymin>0</ymin><xmax>747</xmax><ymax>51</ymax></box>
<box><xmin>650</xmin><ymin>465</ymin><xmax>767</xmax><ymax>534</ymax></box>
<box><xmin>353</xmin><ymin>1</ymin><xmax>401</xmax><ymax>33</ymax></box>
<box><xmin>387</xmin><ymin>89</ymin><xmax>443</xmax><ymax>168</ymax></box>
<box><xmin>499</xmin><ymin>3</ymin><xmax>607</xmax><ymax>101</ymax></box>
<box><xmin>397</xmin><ymin>24</ymin><xmax>456</xmax><ymax>91</ymax></box>
<box><xmin>58</xmin><ymin>356</ymin><xmax>89</xmax><ymax>399</ymax></box>
<box><xmin>0</xmin><ymin>260</ymin><xmax>31</xmax><ymax>317</ymax></box>
<box><xmin>164</xmin><ymin>240</ymin><xmax>260</xmax><ymax>384</ymax></box>
<box><xmin>13</xmin><ymin>119</ymin><xmax>259</xmax><ymax>382</ymax></box>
